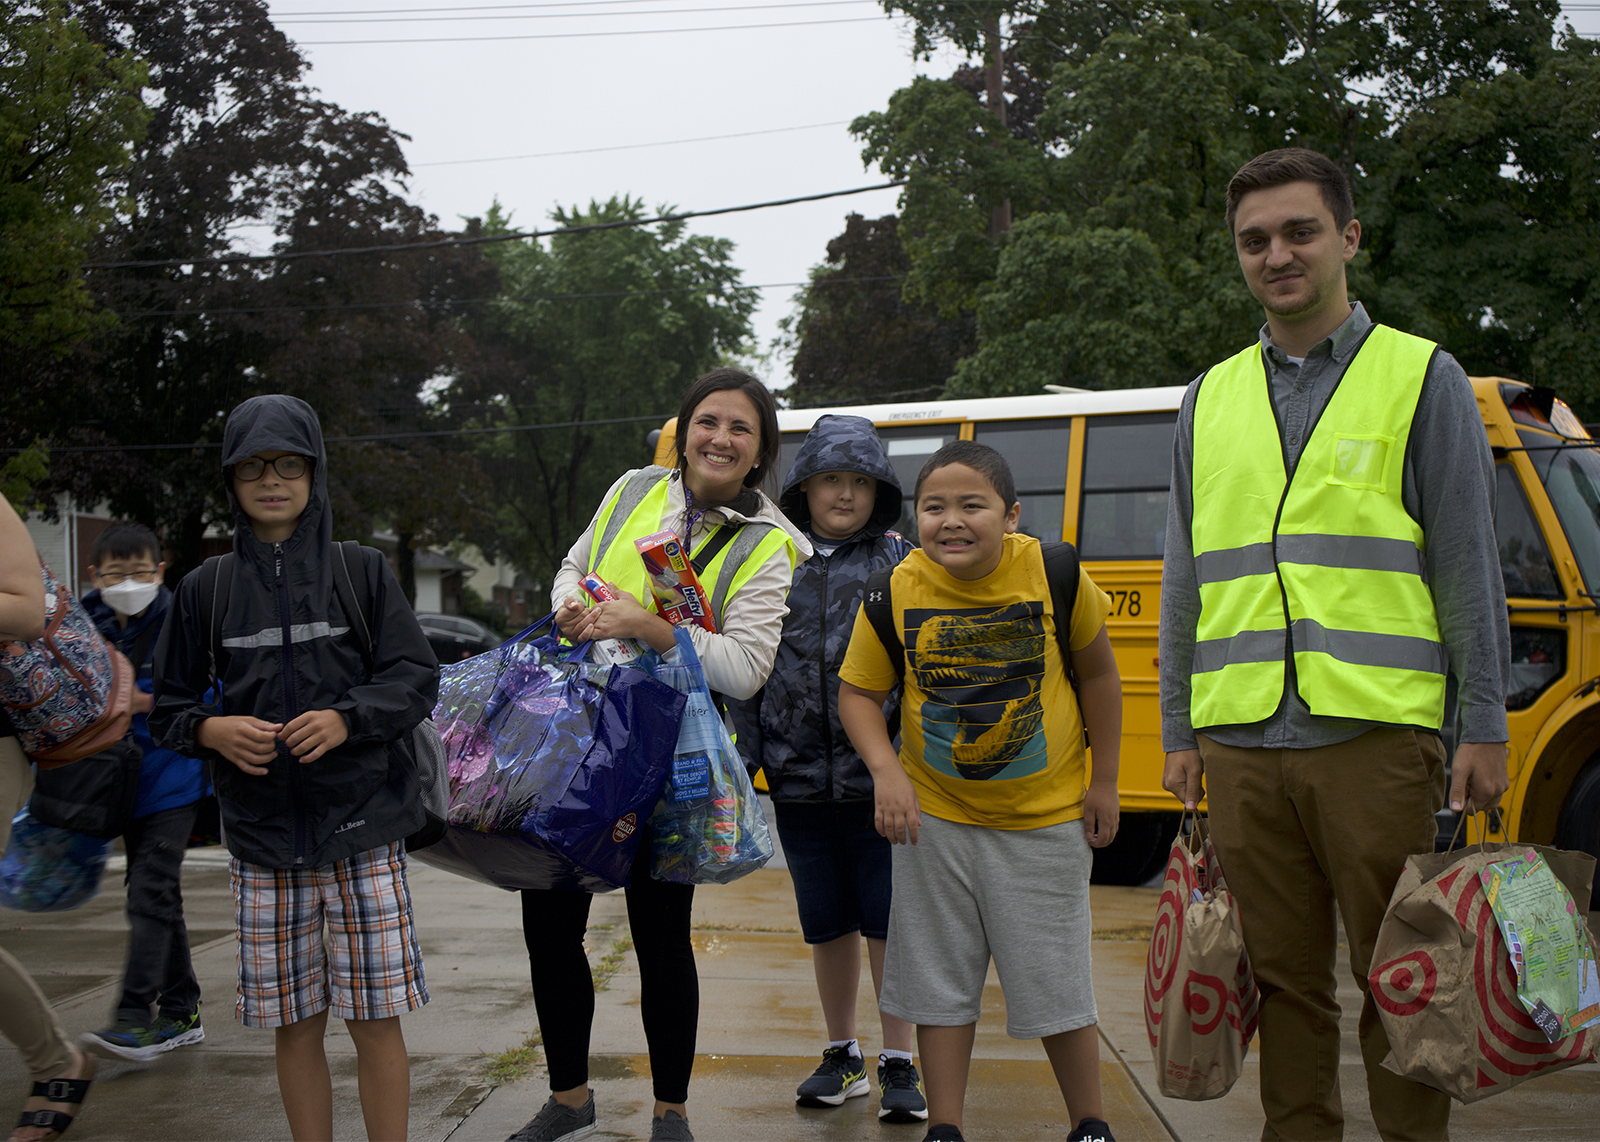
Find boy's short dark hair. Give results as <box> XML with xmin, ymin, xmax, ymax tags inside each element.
<box><xmin>914</xmin><ymin>441</ymin><xmax>1017</xmax><ymax>508</ymax></box>
<box><xmin>91</xmin><ymin>522</ymin><xmax>162</xmax><ymax>567</ymax></box>
<box><xmin>1226</xmin><ymin>147</ymin><xmax>1354</xmax><ymax>234</ymax></box>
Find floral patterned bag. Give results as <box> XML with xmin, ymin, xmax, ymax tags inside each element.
<box><xmin>0</xmin><ymin>563</ymin><xmax>133</xmax><ymax>765</ymax></box>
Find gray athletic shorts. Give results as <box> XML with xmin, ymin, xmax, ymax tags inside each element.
<box><xmin>879</xmin><ymin>813</ymin><xmax>1097</xmax><ymax>1039</ymax></box>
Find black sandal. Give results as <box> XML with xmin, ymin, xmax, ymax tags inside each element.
<box><xmin>12</xmin><ymin>1055</ymin><xmax>95</xmax><ymax>1142</ymax></box>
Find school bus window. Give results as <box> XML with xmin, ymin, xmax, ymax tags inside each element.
<box><xmin>777</xmin><ymin>433</ymin><xmax>807</xmax><ymax>496</ymax></box>
<box><xmin>1495</xmin><ymin>465</ymin><xmax>1561</xmax><ymax>599</ymax></box>
<box><xmin>1507</xmin><ymin>627</ymin><xmax>1565</xmax><ymax>711</ymax></box>
<box><xmin>971</xmin><ymin>419</ymin><xmax>1070</xmax><ymax>543</ymax></box>
<box><xmin>879</xmin><ymin>427</ymin><xmax>959</xmax><ymax>542</ymax></box>
<box><xmin>1078</xmin><ymin>413</ymin><xmax>1176</xmax><ymax>560</ymax></box>
<box><xmin>1541</xmin><ymin>443</ymin><xmax>1600</xmax><ymax>595</ymax></box>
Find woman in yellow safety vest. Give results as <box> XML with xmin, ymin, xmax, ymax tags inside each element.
<box><xmin>508</xmin><ymin>368</ymin><xmax>810</xmax><ymax>1142</ymax></box>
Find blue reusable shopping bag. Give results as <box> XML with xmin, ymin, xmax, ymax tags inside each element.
<box><xmin>0</xmin><ymin>807</ymin><xmax>111</xmax><ymax>912</ymax></box>
<box><xmin>641</xmin><ymin>628</ymin><xmax>774</xmax><ymax>885</ymax></box>
<box><xmin>419</xmin><ymin>614</ymin><xmax>686</xmax><ymax>892</ymax></box>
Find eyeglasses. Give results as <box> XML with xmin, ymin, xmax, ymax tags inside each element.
<box><xmin>233</xmin><ymin>455</ymin><xmax>310</xmax><ymax>482</ymax></box>
<box><xmin>96</xmin><ymin>569</ymin><xmax>161</xmax><ymax>586</ymax></box>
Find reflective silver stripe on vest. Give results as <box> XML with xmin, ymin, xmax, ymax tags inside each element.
<box><xmin>1194</xmin><ymin>620</ymin><xmax>1444</xmax><ymax>676</ymax></box>
<box><xmin>1194</xmin><ymin>543</ymin><xmax>1275</xmax><ymax>584</ymax></box>
<box><xmin>1290</xmin><ymin>618</ymin><xmax>1446</xmax><ymax>674</ymax></box>
<box><xmin>1192</xmin><ymin>628</ymin><xmax>1285</xmax><ymax>674</ymax></box>
<box><xmin>595</xmin><ymin>465</ymin><xmax>674</xmax><ymax>559</ymax></box>
<box><xmin>222</xmin><ymin>623</ymin><xmax>350</xmax><ymax>650</ymax></box>
<box><xmin>1276</xmin><ymin>534</ymin><xmax>1426</xmax><ymax>579</ymax></box>
<box><xmin>1195</xmin><ymin>534</ymin><xmax>1425</xmax><ymax>586</ymax></box>
<box><xmin>709</xmin><ymin>522</ymin><xmax>777</xmax><ymax>624</ymax></box>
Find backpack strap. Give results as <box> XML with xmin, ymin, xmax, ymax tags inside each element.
<box><xmin>862</xmin><ymin>567</ymin><xmax>904</xmax><ymax>684</ymax></box>
<box><xmin>689</xmin><ymin>524</ymin><xmax>741</xmax><ymax>577</ymax></box>
<box><xmin>1039</xmin><ymin>540</ymin><xmax>1081</xmax><ymax>672</ymax></box>
<box><xmin>331</xmin><ymin>540</ymin><xmax>375</xmax><ymax>670</ymax></box>
<box><xmin>198</xmin><ymin>553</ymin><xmax>234</xmax><ymax>689</ymax></box>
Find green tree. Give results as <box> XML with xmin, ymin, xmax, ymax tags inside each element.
<box><xmin>0</xmin><ymin>0</ymin><xmax>146</xmax><ymax>350</ymax></box>
<box><xmin>857</xmin><ymin>1</ymin><xmax>1598</xmax><ymax>405</ymax></box>
<box><xmin>451</xmin><ymin>198</ymin><xmax>755</xmax><ymax>593</ymax></box>
<box><xmin>785</xmin><ymin>213</ymin><xmax>974</xmax><ymax>405</ymax></box>
<box><xmin>1</xmin><ymin>1</ymin><xmax>497</xmax><ymax>584</ymax></box>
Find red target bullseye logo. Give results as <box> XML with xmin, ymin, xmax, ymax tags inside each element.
<box><xmin>1372</xmin><ymin>950</ymin><xmax>1437</xmax><ymax>1016</ymax></box>
<box><xmin>1143</xmin><ymin>848</ymin><xmax>1189</xmax><ymax>1044</ymax></box>
<box><xmin>1459</xmin><ymin>876</ymin><xmax>1591</xmax><ymax>1081</ymax></box>
<box><xmin>1183</xmin><ymin>971</ymin><xmax>1228</xmax><ymax>1035</ymax></box>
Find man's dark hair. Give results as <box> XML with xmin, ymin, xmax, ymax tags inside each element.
<box><xmin>91</xmin><ymin>522</ymin><xmax>162</xmax><ymax>567</ymax></box>
<box><xmin>673</xmin><ymin>367</ymin><xmax>781</xmax><ymax>496</ymax></box>
<box><xmin>1226</xmin><ymin>148</ymin><xmax>1355</xmax><ymax>234</ymax></box>
<box><xmin>913</xmin><ymin>440</ymin><xmax>1017</xmax><ymax>509</ymax></box>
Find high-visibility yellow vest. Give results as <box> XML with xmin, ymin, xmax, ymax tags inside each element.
<box><xmin>588</xmin><ymin>467</ymin><xmax>800</xmax><ymax>628</ymax></box>
<box><xmin>1190</xmin><ymin>326</ymin><xmax>1447</xmax><ymax>729</ymax></box>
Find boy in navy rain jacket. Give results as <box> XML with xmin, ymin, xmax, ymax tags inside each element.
<box><xmin>151</xmin><ymin>394</ymin><xmax>438</xmax><ymax>1142</ymax></box>
<box><xmin>731</xmin><ymin>414</ymin><xmax>926</xmax><ymax>1123</ymax></box>
<box><xmin>80</xmin><ymin>523</ymin><xmax>208</xmax><ymax>1063</ymax></box>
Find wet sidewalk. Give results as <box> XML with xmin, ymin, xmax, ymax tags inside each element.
<box><xmin>2</xmin><ymin>818</ymin><xmax>1595</xmax><ymax>1141</ymax></box>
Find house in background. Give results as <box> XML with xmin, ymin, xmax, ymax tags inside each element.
<box><xmin>367</xmin><ymin>532</ymin><xmax>477</xmax><ymax>615</ymax></box>
<box><xmin>22</xmin><ymin>495</ymin><xmax>117</xmax><ymax>598</ymax></box>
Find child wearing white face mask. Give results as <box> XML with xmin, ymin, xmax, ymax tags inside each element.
<box><xmin>78</xmin><ymin>523</ymin><xmax>209</xmax><ymax>1064</ymax></box>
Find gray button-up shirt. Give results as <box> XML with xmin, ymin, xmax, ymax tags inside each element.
<box><xmin>1159</xmin><ymin>303</ymin><xmax>1511</xmax><ymax>752</ymax></box>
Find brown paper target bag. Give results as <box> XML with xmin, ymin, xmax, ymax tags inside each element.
<box><xmin>1368</xmin><ymin>828</ymin><xmax>1597</xmax><ymax>1103</ymax></box>
<box><xmin>1143</xmin><ymin>815</ymin><xmax>1261</xmax><ymax>1100</ymax></box>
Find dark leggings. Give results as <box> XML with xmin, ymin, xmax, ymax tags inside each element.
<box><xmin>520</xmin><ymin>839</ymin><xmax>698</xmax><ymax>1103</ymax></box>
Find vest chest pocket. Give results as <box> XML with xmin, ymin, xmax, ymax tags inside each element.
<box><xmin>1328</xmin><ymin>434</ymin><xmax>1394</xmax><ymax>492</ymax></box>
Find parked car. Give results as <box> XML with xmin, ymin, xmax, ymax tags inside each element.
<box><xmin>416</xmin><ymin>612</ymin><xmax>500</xmax><ymax>663</ymax></box>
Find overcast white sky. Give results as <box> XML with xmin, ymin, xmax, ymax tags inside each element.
<box><xmin>264</xmin><ymin>1</ymin><xmax>1600</xmax><ymax>383</ymax></box>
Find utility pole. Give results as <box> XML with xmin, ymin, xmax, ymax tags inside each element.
<box><xmin>985</xmin><ymin>15</ymin><xmax>1012</xmax><ymax>236</ymax></box>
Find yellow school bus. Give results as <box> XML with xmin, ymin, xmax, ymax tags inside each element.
<box><xmin>654</xmin><ymin>380</ymin><xmax>1600</xmax><ymax>895</ymax></box>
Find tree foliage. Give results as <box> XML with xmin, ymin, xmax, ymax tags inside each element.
<box><xmin>785</xmin><ymin>213</ymin><xmax>974</xmax><ymax>406</ymax></box>
<box><xmin>447</xmin><ymin>198</ymin><xmax>755</xmax><ymax>594</ymax></box>
<box><xmin>0</xmin><ymin>1</ymin><xmax>496</xmax><ymax>588</ymax></box>
<box><xmin>859</xmin><ymin>1</ymin><xmax>1600</xmax><ymax>410</ymax></box>
<box><xmin>0</xmin><ymin>0</ymin><xmax>146</xmax><ymax>352</ymax></box>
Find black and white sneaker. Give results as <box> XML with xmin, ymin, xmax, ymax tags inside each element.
<box><xmin>878</xmin><ymin>1055</ymin><xmax>929</xmax><ymax>1122</ymax></box>
<box><xmin>506</xmin><ymin>1093</ymin><xmax>596</xmax><ymax>1142</ymax></box>
<box><xmin>796</xmin><ymin>1044</ymin><xmax>870</xmax><ymax>1106</ymax></box>
<box><xmin>1066</xmin><ymin>1117</ymin><xmax>1116</xmax><ymax>1142</ymax></box>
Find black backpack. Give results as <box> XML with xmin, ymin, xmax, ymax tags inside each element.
<box><xmin>861</xmin><ymin>540</ymin><xmax>1086</xmax><ymax>736</ymax></box>
<box><xmin>196</xmin><ymin>541</ymin><xmax>447</xmax><ymax>851</ymax></box>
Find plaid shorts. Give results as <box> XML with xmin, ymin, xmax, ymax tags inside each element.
<box><xmin>231</xmin><ymin>841</ymin><xmax>428</xmax><ymax>1028</ymax></box>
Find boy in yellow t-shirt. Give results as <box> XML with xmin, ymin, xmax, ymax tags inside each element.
<box><xmin>838</xmin><ymin>440</ymin><xmax>1123</xmax><ymax>1142</ymax></box>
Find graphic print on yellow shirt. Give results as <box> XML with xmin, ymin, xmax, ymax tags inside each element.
<box><xmin>909</xmin><ymin>601</ymin><xmax>1048</xmax><ymax>783</ymax></box>
<box><xmin>840</xmin><ymin>532</ymin><xmax>1113</xmax><ymax>830</ymax></box>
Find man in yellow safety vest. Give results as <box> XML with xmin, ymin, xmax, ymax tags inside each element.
<box><xmin>1159</xmin><ymin>148</ymin><xmax>1511</xmax><ymax>1141</ymax></box>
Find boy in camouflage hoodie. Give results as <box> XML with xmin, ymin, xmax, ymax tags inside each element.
<box><xmin>731</xmin><ymin>414</ymin><xmax>925</xmax><ymax>1123</ymax></box>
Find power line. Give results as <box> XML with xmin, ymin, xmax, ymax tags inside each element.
<box><xmin>293</xmin><ymin>14</ymin><xmax>885</xmax><ymax>43</ymax></box>
<box><xmin>112</xmin><ymin>275</ymin><xmax>903</xmax><ymax>320</ymax></box>
<box><xmin>413</xmin><ymin>119</ymin><xmax>850</xmax><ymax>166</ymax></box>
<box><xmin>16</xmin><ymin>413</ymin><xmax>680</xmax><ymax>454</ymax></box>
<box><xmin>81</xmin><ymin>181</ymin><xmax>906</xmax><ymax>270</ymax></box>
<box><xmin>275</xmin><ymin>1</ymin><xmax>876</xmax><ymax>24</ymax></box>
<box><xmin>276</xmin><ymin>0</ymin><xmax>861</xmax><ymax>14</ymax></box>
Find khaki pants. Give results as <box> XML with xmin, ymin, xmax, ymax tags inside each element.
<box><xmin>1199</xmin><ymin>727</ymin><xmax>1452</xmax><ymax>1142</ymax></box>
<box><xmin>0</xmin><ymin>734</ymin><xmax>76</xmax><ymax>1081</ymax></box>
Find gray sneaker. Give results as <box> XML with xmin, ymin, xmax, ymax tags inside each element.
<box><xmin>506</xmin><ymin>1094</ymin><xmax>596</xmax><ymax>1142</ymax></box>
<box><xmin>650</xmin><ymin>1109</ymin><xmax>694</xmax><ymax>1141</ymax></box>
